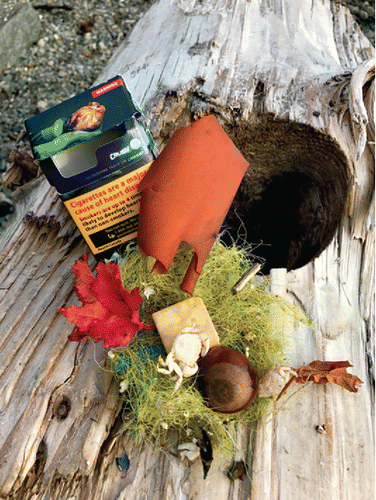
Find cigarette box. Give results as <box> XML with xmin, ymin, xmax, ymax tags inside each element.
<box><xmin>25</xmin><ymin>75</ymin><xmax>158</xmax><ymax>257</ymax></box>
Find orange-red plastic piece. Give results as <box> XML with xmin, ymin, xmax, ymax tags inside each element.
<box><xmin>137</xmin><ymin>115</ymin><xmax>249</xmax><ymax>294</ymax></box>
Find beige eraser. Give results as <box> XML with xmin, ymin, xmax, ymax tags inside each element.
<box><xmin>152</xmin><ymin>297</ymin><xmax>220</xmax><ymax>353</ymax></box>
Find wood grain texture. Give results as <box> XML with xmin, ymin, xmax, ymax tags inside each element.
<box><xmin>0</xmin><ymin>0</ymin><xmax>374</xmax><ymax>498</ymax></box>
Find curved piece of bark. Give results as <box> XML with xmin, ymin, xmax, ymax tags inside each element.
<box><xmin>137</xmin><ymin>114</ymin><xmax>249</xmax><ymax>293</ymax></box>
<box><xmin>0</xmin><ymin>0</ymin><xmax>374</xmax><ymax>499</ymax></box>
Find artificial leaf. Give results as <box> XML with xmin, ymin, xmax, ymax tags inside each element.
<box><xmin>71</xmin><ymin>254</ymin><xmax>96</xmax><ymax>304</ymax></box>
<box><xmin>277</xmin><ymin>360</ymin><xmax>363</xmax><ymax>400</ymax></box>
<box><xmin>58</xmin><ymin>255</ymin><xmax>146</xmax><ymax>348</ymax></box>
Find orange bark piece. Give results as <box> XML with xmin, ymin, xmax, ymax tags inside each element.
<box><xmin>137</xmin><ymin>115</ymin><xmax>249</xmax><ymax>294</ymax></box>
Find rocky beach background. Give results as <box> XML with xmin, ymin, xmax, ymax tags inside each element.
<box><xmin>0</xmin><ymin>0</ymin><xmax>374</xmax><ymax>231</ymax></box>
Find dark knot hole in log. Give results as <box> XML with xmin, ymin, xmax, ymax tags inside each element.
<box><xmin>221</xmin><ymin>113</ymin><xmax>350</xmax><ymax>273</ymax></box>
<box><xmin>53</xmin><ymin>396</ymin><xmax>72</xmax><ymax>421</ymax></box>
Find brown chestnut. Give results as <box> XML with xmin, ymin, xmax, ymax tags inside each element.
<box><xmin>198</xmin><ymin>346</ymin><xmax>258</xmax><ymax>413</ymax></box>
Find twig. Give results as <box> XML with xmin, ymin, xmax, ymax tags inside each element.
<box><xmin>231</xmin><ymin>263</ymin><xmax>261</xmax><ymax>295</ymax></box>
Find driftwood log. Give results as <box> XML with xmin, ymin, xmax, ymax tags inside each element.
<box><xmin>0</xmin><ymin>0</ymin><xmax>374</xmax><ymax>498</ymax></box>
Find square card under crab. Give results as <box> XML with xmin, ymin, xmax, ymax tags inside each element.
<box><xmin>152</xmin><ymin>297</ymin><xmax>220</xmax><ymax>353</ymax></box>
<box><xmin>153</xmin><ymin>297</ymin><xmax>221</xmax><ymax>393</ymax></box>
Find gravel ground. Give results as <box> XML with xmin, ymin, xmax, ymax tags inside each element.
<box><xmin>0</xmin><ymin>0</ymin><xmax>374</xmax><ymax>226</ymax></box>
<box><xmin>339</xmin><ymin>0</ymin><xmax>375</xmax><ymax>42</ymax></box>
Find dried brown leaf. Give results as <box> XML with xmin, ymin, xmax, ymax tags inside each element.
<box><xmin>277</xmin><ymin>360</ymin><xmax>363</xmax><ymax>400</ymax></box>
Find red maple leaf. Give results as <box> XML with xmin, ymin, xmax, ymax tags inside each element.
<box><xmin>58</xmin><ymin>255</ymin><xmax>146</xmax><ymax>348</ymax></box>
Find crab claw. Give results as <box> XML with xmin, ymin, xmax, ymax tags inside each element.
<box><xmin>199</xmin><ymin>333</ymin><xmax>210</xmax><ymax>357</ymax></box>
<box><xmin>181</xmin><ymin>364</ymin><xmax>198</xmax><ymax>378</ymax></box>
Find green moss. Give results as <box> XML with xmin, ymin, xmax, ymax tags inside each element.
<box><xmin>109</xmin><ymin>241</ymin><xmax>310</xmax><ymax>455</ymax></box>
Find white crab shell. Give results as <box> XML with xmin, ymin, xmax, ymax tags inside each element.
<box><xmin>172</xmin><ymin>333</ymin><xmax>203</xmax><ymax>366</ymax></box>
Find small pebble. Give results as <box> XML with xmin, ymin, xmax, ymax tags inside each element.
<box><xmin>37</xmin><ymin>100</ymin><xmax>48</xmax><ymax>111</ymax></box>
<box><xmin>315</xmin><ymin>424</ymin><xmax>327</xmax><ymax>434</ymax></box>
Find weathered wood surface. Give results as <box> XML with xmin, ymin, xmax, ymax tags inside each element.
<box><xmin>0</xmin><ymin>0</ymin><xmax>374</xmax><ymax>499</ymax></box>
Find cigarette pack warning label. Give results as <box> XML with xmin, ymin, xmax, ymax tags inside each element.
<box><xmin>64</xmin><ymin>162</ymin><xmax>151</xmax><ymax>254</ymax></box>
<box><xmin>91</xmin><ymin>77</ymin><xmax>123</xmax><ymax>98</ymax></box>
